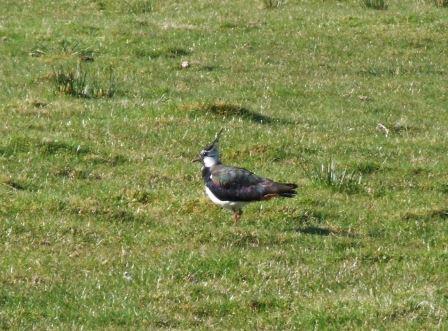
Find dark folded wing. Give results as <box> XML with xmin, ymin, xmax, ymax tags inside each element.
<box><xmin>207</xmin><ymin>165</ymin><xmax>275</xmax><ymax>202</ymax></box>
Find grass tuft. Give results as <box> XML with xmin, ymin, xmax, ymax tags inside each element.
<box><xmin>166</xmin><ymin>47</ymin><xmax>190</xmax><ymax>58</ymax></box>
<box><xmin>262</xmin><ymin>0</ymin><xmax>285</xmax><ymax>9</ymax></box>
<box><xmin>123</xmin><ymin>0</ymin><xmax>153</xmax><ymax>14</ymax></box>
<box><xmin>59</xmin><ymin>39</ymin><xmax>95</xmax><ymax>61</ymax></box>
<box><xmin>306</xmin><ymin>160</ymin><xmax>364</xmax><ymax>194</ymax></box>
<box><xmin>52</xmin><ymin>64</ymin><xmax>117</xmax><ymax>98</ymax></box>
<box><xmin>361</xmin><ymin>0</ymin><xmax>388</xmax><ymax>10</ymax></box>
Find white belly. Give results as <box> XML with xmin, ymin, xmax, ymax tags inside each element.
<box><xmin>205</xmin><ymin>186</ymin><xmax>247</xmax><ymax>211</ymax></box>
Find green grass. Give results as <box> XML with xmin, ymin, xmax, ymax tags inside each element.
<box><xmin>1</xmin><ymin>0</ymin><xmax>447</xmax><ymax>329</ymax></box>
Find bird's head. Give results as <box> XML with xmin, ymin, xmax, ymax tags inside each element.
<box><xmin>193</xmin><ymin>129</ymin><xmax>223</xmax><ymax>167</ymax></box>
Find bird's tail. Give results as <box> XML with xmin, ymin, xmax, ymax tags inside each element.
<box><xmin>275</xmin><ymin>182</ymin><xmax>298</xmax><ymax>198</ymax></box>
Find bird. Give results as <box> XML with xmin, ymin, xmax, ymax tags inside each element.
<box><xmin>193</xmin><ymin>129</ymin><xmax>297</xmax><ymax>222</ymax></box>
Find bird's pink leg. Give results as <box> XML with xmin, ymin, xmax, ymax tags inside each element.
<box><xmin>233</xmin><ymin>210</ymin><xmax>242</xmax><ymax>223</ymax></box>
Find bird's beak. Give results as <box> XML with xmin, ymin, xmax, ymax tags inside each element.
<box><xmin>192</xmin><ymin>157</ymin><xmax>201</xmax><ymax>163</ymax></box>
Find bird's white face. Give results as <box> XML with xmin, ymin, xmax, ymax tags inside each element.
<box><xmin>200</xmin><ymin>147</ymin><xmax>219</xmax><ymax>167</ymax></box>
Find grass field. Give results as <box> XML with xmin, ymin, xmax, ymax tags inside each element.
<box><xmin>1</xmin><ymin>0</ymin><xmax>447</xmax><ymax>329</ymax></box>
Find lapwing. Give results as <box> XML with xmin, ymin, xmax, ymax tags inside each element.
<box><xmin>193</xmin><ymin>130</ymin><xmax>297</xmax><ymax>222</ymax></box>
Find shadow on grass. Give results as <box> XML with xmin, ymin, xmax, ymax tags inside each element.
<box><xmin>1</xmin><ymin>177</ymin><xmax>39</xmax><ymax>192</ymax></box>
<box><xmin>134</xmin><ymin>47</ymin><xmax>190</xmax><ymax>59</ymax></box>
<box><xmin>403</xmin><ymin>208</ymin><xmax>448</xmax><ymax>221</ymax></box>
<box><xmin>1</xmin><ymin>137</ymin><xmax>128</xmax><ymax>167</ymax></box>
<box><xmin>295</xmin><ymin>226</ymin><xmax>358</xmax><ymax>238</ymax></box>
<box><xmin>184</xmin><ymin>102</ymin><xmax>292</xmax><ymax>125</ymax></box>
<box><xmin>57</xmin><ymin>197</ymin><xmax>147</xmax><ymax>224</ymax></box>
